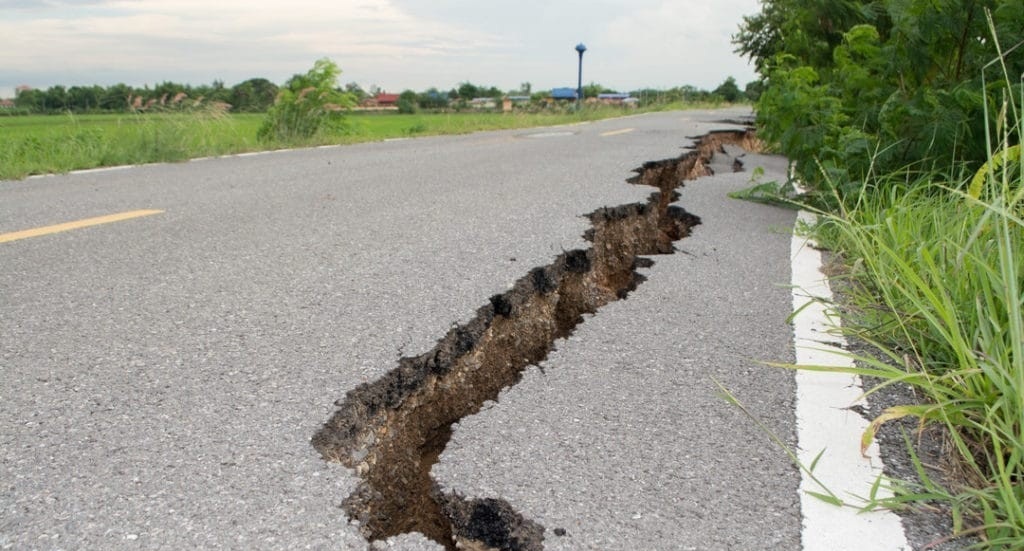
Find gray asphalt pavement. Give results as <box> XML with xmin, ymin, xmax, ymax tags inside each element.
<box><xmin>1</xmin><ymin>108</ymin><xmax>799</xmax><ymax>549</ymax></box>
<box><xmin>432</xmin><ymin>144</ymin><xmax>799</xmax><ymax>550</ymax></box>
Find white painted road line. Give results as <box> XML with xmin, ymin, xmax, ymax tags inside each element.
<box><xmin>28</xmin><ymin>165</ymin><xmax>135</xmax><ymax>179</ymax></box>
<box><xmin>791</xmin><ymin>210</ymin><xmax>910</xmax><ymax>550</ymax></box>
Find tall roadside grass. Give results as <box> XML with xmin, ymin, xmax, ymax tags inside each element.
<box><xmin>337</xmin><ymin>106</ymin><xmax>653</xmax><ymax>142</ymax></box>
<box><xmin>805</xmin><ymin>85</ymin><xmax>1023</xmax><ymax>547</ymax></box>
<box><xmin>1</xmin><ymin>105</ymin><xmax>657</xmax><ymax>181</ymax></box>
<box><xmin>0</xmin><ymin>110</ymin><xmax>263</xmax><ymax>180</ymax></box>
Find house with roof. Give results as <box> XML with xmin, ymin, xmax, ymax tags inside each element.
<box><xmin>598</xmin><ymin>93</ymin><xmax>637</xmax><ymax>106</ymax></box>
<box><xmin>358</xmin><ymin>92</ymin><xmax>400</xmax><ymax>110</ymax></box>
<box><xmin>375</xmin><ymin>93</ymin><xmax>399</xmax><ymax>106</ymax></box>
<box><xmin>469</xmin><ymin>97</ymin><xmax>497</xmax><ymax>109</ymax></box>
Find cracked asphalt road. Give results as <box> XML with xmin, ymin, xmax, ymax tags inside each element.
<box><xmin>1</xmin><ymin>108</ymin><xmax>799</xmax><ymax>549</ymax></box>
<box><xmin>433</xmin><ymin>144</ymin><xmax>799</xmax><ymax>550</ymax></box>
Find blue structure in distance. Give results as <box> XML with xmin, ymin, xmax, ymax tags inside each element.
<box><xmin>550</xmin><ymin>87</ymin><xmax>578</xmax><ymax>100</ymax></box>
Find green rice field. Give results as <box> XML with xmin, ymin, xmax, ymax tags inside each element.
<box><xmin>0</xmin><ymin>107</ymin><xmax>654</xmax><ymax>181</ymax></box>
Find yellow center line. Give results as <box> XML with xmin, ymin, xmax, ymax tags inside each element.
<box><xmin>600</xmin><ymin>128</ymin><xmax>635</xmax><ymax>137</ymax></box>
<box><xmin>0</xmin><ymin>209</ymin><xmax>164</xmax><ymax>244</ymax></box>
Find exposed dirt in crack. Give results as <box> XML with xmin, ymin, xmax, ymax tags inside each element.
<box><xmin>312</xmin><ymin>128</ymin><xmax>760</xmax><ymax>550</ymax></box>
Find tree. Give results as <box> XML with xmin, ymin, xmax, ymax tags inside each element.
<box><xmin>67</xmin><ymin>85</ymin><xmax>101</xmax><ymax>112</ymax></box>
<box><xmin>529</xmin><ymin>90</ymin><xmax>549</xmax><ymax>102</ymax></box>
<box><xmin>230</xmin><ymin>78</ymin><xmax>278</xmax><ymax>112</ymax></box>
<box><xmin>733</xmin><ymin>0</ymin><xmax>1024</xmax><ymax>197</ymax></box>
<box><xmin>100</xmin><ymin>83</ymin><xmax>133</xmax><ymax>111</ymax></box>
<box><xmin>192</xmin><ymin>80</ymin><xmax>230</xmax><ymax>104</ymax></box>
<box><xmin>457</xmin><ymin>82</ymin><xmax>480</xmax><ymax>100</ymax></box>
<box><xmin>743</xmin><ymin>80</ymin><xmax>764</xmax><ymax>102</ymax></box>
<box><xmin>733</xmin><ymin>0</ymin><xmax>879</xmax><ymax>75</ymax></box>
<box><xmin>258</xmin><ymin>58</ymin><xmax>355</xmax><ymax>143</ymax></box>
<box><xmin>210</xmin><ymin>79</ymin><xmax>230</xmax><ymax>102</ymax></box>
<box><xmin>397</xmin><ymin>89</ymin><xmax>418</xmax><ymax>114</ymax></box>
<box><xmin>675</xmin><ymin>85</ymin><xmax>713</xmax><ymax>102</ymax></box>
<box><xmin>713</xmin><ymin>77</ymin><xmax>742</xmax><ymax>102</ymax></box>
<box><xmin>417</xmin><ymin>87</ymin><xmax>448</xmax><ymax>109</ymax></box>
<box><xmin>152</xmin><ymin>81</ymin><xmax>185</xmax><ymax>101</ymax></box>
<box><xmin>43</xmin><ymin>85</ymin><xmax>69</xmax><ymax>111</ymax></box>
<box><xmin>14</xmin><ymin>87</ymin><xmax>44</xmax><ymax>112</ymax></box>
<box><xmin>583</xmin><ymin>82</ymin><xmax>615</xmax><ymax>98</ymax></box>
<box><xmin>344</xmin><ymin>82</ymin><xmax>367</xmax><ymax>102</ymax></box>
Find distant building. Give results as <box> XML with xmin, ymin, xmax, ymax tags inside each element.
<box><xmin>0</xmin><ymin>98</ymin><xmax>14</xmax><ymax>109</ymax></box>
<box><xmin>503</xmin><ymin>95</ymin><xmax>530</xmax><ymax>112</ymax></box>
<box><xmin>550</xmin><ymin>87</ymin><xmax>578</xmax><ymax>100</ymax></box>
<box><xmin>597</xmin><ymin>93</ymin><xmax>637</xmax><ymax>106</ymax></box>
<box><xmin>358</xmin><ymin>92</ymin><xmax>400</xmax><ymax>109</ymax></box>
<box><xmin>469</xmin><ymin>97</ymin><xmax>497</xmax><ymax>109</ymax></box>
<box><xmin>375</xmin><ymin>93</ymin><xmax>399</xmax><ymax>106</ymax></box>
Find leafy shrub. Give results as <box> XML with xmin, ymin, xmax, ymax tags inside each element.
<box><xmin>257</xmin><ymin>58</ymin><xmax>355</xmax><ymax>143</ymax></box>
<box><xmin>397</xmin><ymin>90</ymin><xmax>418</xmax><ymax>114</ymax></box>
<box><xmin>736</xmin><ymin>2</ymin><xmax>1023</xmax><ymax>202</ymax></box>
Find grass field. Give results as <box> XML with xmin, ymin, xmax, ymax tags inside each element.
<box><xmin>0</xmin><ymin>106</ymin><xmax>682</xmax><ymax>181</ymax></box>
<box><xmin>0</xmin><ymin>112</ymin><xmax>265</xmax><ymax>179</ymax></box>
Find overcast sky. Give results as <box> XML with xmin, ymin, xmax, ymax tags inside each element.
<box><xmin>1</xmin><ymin>0</ymin><xmax>761</xmax><ymax>99</ymax></box>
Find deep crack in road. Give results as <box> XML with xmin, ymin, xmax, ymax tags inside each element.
<box><xmin>312</xmin><ymin>129</ymin><xmax>759</xmax><ymax>550</ymax></box>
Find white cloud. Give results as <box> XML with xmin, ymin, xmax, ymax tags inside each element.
<box><xmin>0</xmin><ymin>0</ymin><xmax>760</xmax><ymax>98</ymax></box>
<box><xmin>0</xmin><ymin>0</ymin><xmax>507</xmax><ymax>91</ymax></box>
<box><xmin>601</xmin><ymin>0</ymin><xmax>758</xmax><ymax>88</ymax></box>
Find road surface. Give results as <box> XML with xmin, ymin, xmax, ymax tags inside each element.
<box><xmin>3</xmin><ymin>108</ymin><xmax>815</xmax><ymax>549</ymax></box>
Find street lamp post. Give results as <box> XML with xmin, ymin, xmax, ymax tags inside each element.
<box><xmin>575</xmin><ymin>43</ymin><xmax>586</xmax><ymax>111</ymax></box>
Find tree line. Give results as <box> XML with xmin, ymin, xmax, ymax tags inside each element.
<box><xmin>9</xmin><ymin>74</ymin><xmax>754</xmax><ymax>115</ymax></box>
<box><xmin>10</xmin><ymin>78</ymin><xmax>280</xmax><ymax>114</ymax></box>
<box><xmin>330</xmin><ymin>76</ymin><xmax>751</xmax><ymax>113</ymax></box>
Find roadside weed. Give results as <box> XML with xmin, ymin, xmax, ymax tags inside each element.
<box><xmin>803</xmin><ymin>104</ymin><xmax>1024</xmax><ymax>547</ymax></box>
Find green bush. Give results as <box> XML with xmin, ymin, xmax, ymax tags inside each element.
<box><xmin>736</xmin><ymin>2</ymin><xmax>1023</xmax><ymax>202</ymax></box>
<box><xmin>736</xmin><ymin>3</ymin><xmax>1024</xmax><ymax>545</ymax></box>
<box><xmin>257</xmin><ymin>58</ymin><xmax>355</xmax><ymax>143</ymax></box>
<box><xmin>397</xmin><ymin>90</ymin><xmax>418</xmax><ymax>114</ymax></box>
<box><xmin>797</xmin><ymin>24</ymin><xmax>1024</xmax><ymax>547</ymax></box>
